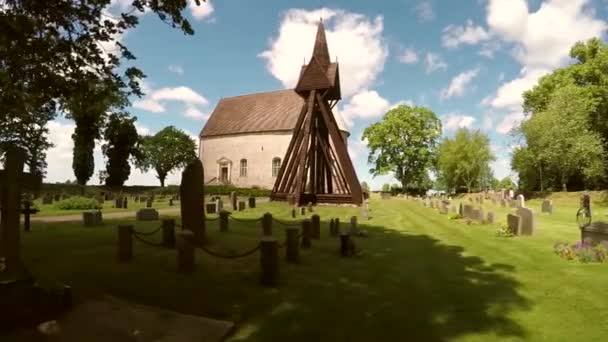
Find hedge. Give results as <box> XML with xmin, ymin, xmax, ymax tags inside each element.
<box><xmin>39</xmin><ymin>183</ymin><xmax>271</xmax><ymax>197</ymax></box>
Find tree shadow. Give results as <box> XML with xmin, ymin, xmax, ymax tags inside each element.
<box><xmin>229</xmin><ymin>222</ymin><xmax>531</xmax><ymax>342</ymax></box>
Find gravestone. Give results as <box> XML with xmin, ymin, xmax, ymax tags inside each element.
<box><xmin>500</xmin><ymin>198</ymin><xmax>506</xmax><ymax>207</ymax></box>
<box><xmin>541</xmin><ymin>200</ymin><xmax>553</xmax><ymax>215</ymax></box>
<box><xmin>471</xmin><ymin>208</ymin><xmax>483</xmax><ymax>222</ymax></box>
<box><xmin>238</xmin><ymin>201</ymin><xmax>246</xmax><ymax>211</ymax></box>
<box><xmin>508</xmin><ymin>189</ymin><xmax>514</xmax><ymax>199</ymax></box>
<box><xmin>450</xmin><ymin>205</ymin><xmax>457</xmax><ymax>214</ymax></box>
<box><xmin>491</xmin><ymin>198</ymin><xmax>497</xmax><ymax>205</ymax></box>
<box><xmin>114</xmin><ymin>197</ymin><xmax>123</xmax><ymax>209</ymax></box>
<box><xmin>581</xmin><ymin>192</ymin><xmax>591</xmax><ymax>216</ymax></box>
<box><xmin>42</xmin><ymin>194</ymin><xmax>53</xmax><ymax>205</ymax></box>
<box><xmin>380</xmin><ymin>192</ymin><xmax>391</xmax><ymax>199</ymax></box>
<box><xmin>361</xmin><ymin>201</ymin><xmax>369</xmax><ymax>220</ymax></box>
<box><xmin>516</xmin><ymin>207</ymin><xmax>535</xmax><ymax>235</ymax></box>
<box><xmin>458</xmin><ymin>203</ymin><xmax>464</xmax><ymax>216</ymax></box>
<box><xmin>180</xmin><ymin>159</ymin><xmax>205</xmax><ymax>242</ymax></box>
<box><xmin>463</xmin><ymin>204</ymin><xmax>474</xmax><ymax>219</ymax></box>
<box><xmin>509</xmin><ymin>199</ymin><xmax>517</xmax><ymax>208</ymax></box>
<box><xmin>136</xmin><ymin>208</ymin><xmax>159</xmax><ymax>221</ymax></box>
<box><xmin>146</xmin><ymin>198</ymin><xmax>153</xmax><ymax>208</ymax></box>
<box><xmin>0</xmin><ymin>146</ymin><xmax>42</xmax><ymax>282</ymax></box>
<box><xmin>206</xmin><ymin>203</ymin><xmax>217</xmax><ymax>214</ymax></box>
<box><xmin>230</xmin><ymin>192</ymin><xmax>237</xmax><ymax>211</ymax></box>
<box><xmin>122</xmin><ymin>197</ymin><xmax>128</xmax><ymax>209</ymax></box>
<box><xmin>83</xmin><ymin>210</ymin><xmax>103</xmax><ymax>226</ymax></box>
<box><xmin>516</xmin><ymin>194</ymin><xmax>525</xmax><ymax>208</ymax></box>
<box><xmin>487</xmin><ymin>212</ymin><xmax>495</xmax><ymax>224</ymax></box>
<box><xmin>581</xmin><ymin>222</ymin><xmax>608</xmax><ymax>245</ymax></box>
<box><xmin>215</xmin><ymin>198</ymin><xmax>223</xmax><ymax>212</ymax></box>
<box><xmin>53</xmin><ymin>194</ymin><xmax>61</xmax><ymax>202</ymax></box>
<box><xmin>248</xmin><ymin>196</ymin><xmax>256</xmax><ymax>209</ymax></box>
<box><xmin>507</xmin><ymin>214</ymin><xmax>521</xmax><ymax>235</ymax></box>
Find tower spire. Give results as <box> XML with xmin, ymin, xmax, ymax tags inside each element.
<box><xmin>312</xmin><ymin>20</ymin><xmax>330</xmax><ymax>68</ymax></box>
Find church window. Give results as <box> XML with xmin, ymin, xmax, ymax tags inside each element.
<box><xmin>272</xmin><ymin>157</ymin><xmax>281</xmax><ymax>177</ymax></box>
<box><xmin>240</xmin><ymin>159</ymin><xmax>247</xmax><ymax>177</ymax></box>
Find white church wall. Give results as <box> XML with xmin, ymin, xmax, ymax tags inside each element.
<box><xmin>199</xmin><ymin>130</ymin><xmax>350</xmax><ymax>189</ymax></box>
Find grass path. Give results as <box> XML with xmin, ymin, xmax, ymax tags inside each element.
<box><xmin>30</xmin><ymin>207</ymin><xmax>180</xmax><ymax>222</ymax></box>
<box><xmin>10</xmin><ymin>197</ymin><xmax>608</xmax><ymax>341</ymax></box>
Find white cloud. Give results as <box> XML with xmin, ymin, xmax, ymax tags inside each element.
<box><xmin>189</xmin><ymin>0</ymin><xmax>214</xmax><ymax>21</ymax></box>
<box><xmin>339</xmin><ymin>90</ymin><xmax>411</xmax><ymax>127</ymax></box>
<box><xmin>484</xmin><ymin>0</ymin><xmax>607</xmax><ymax>120</ymax></box>
<box><xmin>496</xmin><ymin>111</ymin><xmax>525</xmax><ymax>134</ymax></box>
<box><xmin>168</xmin><ymin>64</ymin><xmax>184</xmax><ymax>75</ymax></box>
<box><xmin>489</xmin><ymin>68</ymin><xmax>549</xmax><ymax>110</ymax></box>
<box><xmin>483</xmin><ymin>112</ymin><xmax>494</xmax><ymax>130</ymax></box>
<box><xmin>413</xmin><ymin>1</ymin><xmax>435</xmax><ymax>22</ymax></box>
<box><xmin>424</xmin><ymin>52</ymin><xmax>447</xmax><ymax>73</ymax></box>
<box><xmin>399</xmin><ymin>48</ymin><xmax>419</xmax><ymax>64</ymax></box>
<box><xmin>440</xmin><ymin>68</ymin><xmax>479</xmax><ymax>100</ymax></box>
<box><xmin>491</xmin><ymin>157</ymin><xmax>512</xmax><ymax>179</ymax></box>
<box><xmin>133</xmin><ymin>99</ymin><xmax>165</xmax><ymax>113</ymax></box>
<box><xmin>442</xmin><ymin>20</ymin><xmax>490</xmax><ymax>48</ymax></box>
<box><xmin>184</xmin><ymin>106</ymin><xmax>208</xmax><ymax>120</ymax></box>
<box><xmin>133</xmin><ymin>85</ymin><xmax>210</xmax><ymax>120</ymax></box>
<box><xmin>442</xmin><ymin>113</ymin><xmax>476</xmax><ymax>132</ymax></box>
<box><xmin>258</xmin><ymin>8</ymin><xmax>388</xmax><ymax>98</ymax></box>
<box><xmin>478</xmin><ymin>41</ymin><xmax>501</xmax><ymax>58</ymax></box>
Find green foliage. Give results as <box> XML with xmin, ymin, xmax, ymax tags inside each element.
<box><xmin>102</xmin><ymin>113</ymin><xmax>141</xmax><ymax>188</ymax></box>
<box><xmin>363</xmin><ymin>105</ymin><xmax>441</xmax><ymax>189</ymax></box>
<box><xmin>517</xmin><ymin>85</ymin><xmax>605</xmax><ymax>191</ymax></box>
<box><xmin>496</xmin><ymin>224</ymin><xmax>514</xmax><ymax>238</ymax></box>
<box><xmin>136</xmin><ymin>126</ymin><xmax>197</xmax><ymax>187</ymax></box>
<box><xmin>436</xmin><ymin>128</ymin><xmax>495</xmax><ymax>193</ymax></box>
<box><xmin>382</xmin><ymin>183</ymin><xmax>391</xmax><ymax>192</ymax></box>
<box><xmin>517</xmin><ymin>38</ymin><xmax>608</xmax><ymax>191</ymax></box>
<box><xmin>54</xmin><ymin>197</ymin><xmax>100</xmax><ymax>210</ymax></box>
<box><xmin>1</xmin><ymin>1</ymin><xmax>198</xmax><ymax>177</ymax></box>
<box><xmin>554</xmin><ymin>240</ymin><xmax>608</xmax><ymax>263</ymax></box>
<box><xmin>497</xmin><ymin>177</ymin><xmax>516</xmax><ymax>190</ymax></box>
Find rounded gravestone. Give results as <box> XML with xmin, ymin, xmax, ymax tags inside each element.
<box><xmin>180</xmin><ymin>158</ymin><xmax>205</xmax><ymax>243</ymax></box>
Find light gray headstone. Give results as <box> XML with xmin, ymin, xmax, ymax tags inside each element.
<box><xmin>507</xmin><ymin>213</ymin><xmax>521</xmax><ymax>235</ymax></box>
<box><xmin>516</xmin><ymin>207</ymin><xmax>535</xmax><ymax>235</ymax></box>
<box><xmin>541</xmin><ymin>200</ymin><xmax>553</xmax><ymax>215</ymax></box>
<box><xmin>516</xmin><ymin>194</ymin><xmax>525</xmax><ymax>208</ymax></box>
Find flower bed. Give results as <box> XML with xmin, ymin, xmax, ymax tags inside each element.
<box><xmin>554</xmin><ymin>239</ymin><xmax>608</xmax><ymax>263</ymax></box>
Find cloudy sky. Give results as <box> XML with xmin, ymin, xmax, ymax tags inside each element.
<box><xmin>45</xmin><ymin>0</ymin><xmax>608</xmax><ymax>189</ymax></box>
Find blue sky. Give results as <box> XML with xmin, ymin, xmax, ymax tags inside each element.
<box><xmin>45</xmin><ymin>0</ymin><xmax>608</xmax><ymax>189</ymax></box>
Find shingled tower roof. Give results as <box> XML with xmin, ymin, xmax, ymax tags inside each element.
<box><xmin>295</xmin><ymin>21</ymin><xmax>341</xmax><ymax>100</ymax></box>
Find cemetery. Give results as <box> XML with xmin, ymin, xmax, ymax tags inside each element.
<box><xmin>3</xmin><ymin>0</ymin><xmax>608</xmax><ymax>341</ymax></box>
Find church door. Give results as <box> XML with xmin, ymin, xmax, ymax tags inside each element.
<box><xmin>220</xmin><ymin>167</ymin><xmax>229</xmax><ymax>182</ymax></box>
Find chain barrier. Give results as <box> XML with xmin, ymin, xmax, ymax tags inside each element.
<box><xmin>228</xmin><ymin>216</ymin><xmax>264</xmax><ymax>224</ymax></box>
<box><xmin>131</xmin><ymin>227</ymin><xmax>161</xmax><ymax>236</ymax></box>
<box><xmin>272</xmin><ymin>218</ymin><xmax>303</xmax><ymax>227</ymax></box>
<box><xmin>193</xmin><ymin>236</ymin><xmax>261</xmax><ymax>259</ymax></box>
<box><xmin>132</xmin><ymin>230</ymin><xmax>165</xmax><ymax>248</ymax></box>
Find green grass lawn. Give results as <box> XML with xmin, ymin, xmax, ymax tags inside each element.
<box><xmin>16</xmin><ymin>195</ymin><xmax>608</xmax><ymax>341</ymax></box>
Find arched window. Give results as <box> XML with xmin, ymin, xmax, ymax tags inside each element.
<box><xmin>240</xmin><ymin>159</ymin><xmax>247</xmax><ymax>177</ymax></box>
<box><xmin>272</xmin><ymin>157</ymin><xmax>281</xmax><ymax>177</ymax></box>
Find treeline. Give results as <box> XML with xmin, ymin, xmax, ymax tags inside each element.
<box><xmin>513</xmin><ymin>38</ymin><xmax>608</xmax><ymax>192</ymax></box>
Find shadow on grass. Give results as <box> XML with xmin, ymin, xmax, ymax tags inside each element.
<box><xmin>17</xmin><ymin>219</ymin><xmax>530</xmax><ymax>342</ymax></box>
<box><xmin>230</xmin><ymin>223</ymin><xmax>531</xmax><ymax>342</ymax></box>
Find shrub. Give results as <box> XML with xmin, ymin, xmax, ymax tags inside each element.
<box><xmin>54</xmin><ymin>196</ymin><xmax>101</xmax><ymax>210</ymax></box>
<box><xmin>496</xmin><ymin>224</ymin><xmax>514</xmax><ymax>237</ymax></box>
<box><xmin>554</xmin><ymin>239</ymin><xmax>608</xmax><ymax>263</ymax></box>
<box><xmin>448</xmin><ymin>214</ymin><xmax>463</xmax><ymax>220</ymax></box>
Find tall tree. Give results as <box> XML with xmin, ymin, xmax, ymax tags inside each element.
<box><xmin>102</xmin><ymin>113</ymin><xmax>140</xmax><ymax>188</ymax></box>
<box><xmin>436</xmin><ymin>128</ymin><xmax>495</xmax><ymax>193</ymax></box>
<box><xmin>519</xmin><ymin>85</ymin><xmax>605</xmax><ymax>191</ymax></box>
<box><xmin>136</xmin><ymin>126</ymin><xmax>197</xmax><ymax>187</ymax></box>
<box><xmin>1</xmin><ymin>0</ymin><xmax>204</xmax><ymax>172</ymax></box>
<box><xmin>362</xmin><ymin>105</ymin><xmax>442</xmax><ymax>190</ymax></box>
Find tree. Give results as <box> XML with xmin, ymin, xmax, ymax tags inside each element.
<box><xmin>1</xmin><ymin>0</ymin><xmax>203</xmax><ymax>175</ymax></box>
<box><xmin>520</xmin><ymin>38</ymin><xmax>608</xmax><ymax>189</ymax></box>
<box><xmin>67</xmin><ymin>79</ymin><xmax>127</xmax><ymax>186</ymax></box>
<box><xmin>363</xmin><ymin>105</ymin><xmax>442</xmax><ymax>190</ymax></box>
<box><xmin>360</xmin><ymin>181</ymin><xmax>370</xmax><ymax>194</ymax></box>
<box><xmin>519</xmin><ymin>85</ymin><xmax>605</xmax><ymax>191</ymax></box>
<box><xmin>382</xmin><ymin>183</ymin><xmax>391</xmax><ymax>192</ymax></box>
<box><xmin>102</xmin><ymin>113</ymin><xmax>140</xmax><ymax>188</ymax></box>
<box><xmin>136</xmin><ymin>126</ymin><xmax>197</xmax><ymax>187</ymax></box>
<box><xmin>497</xmin><ymin>177</ymin><xmax>516</xmax><ymax>190</ymax></box>
<box><xmin>436</xmin><ymin>128</ymin><xmax>495</xmax><ymax>193</ymax></box>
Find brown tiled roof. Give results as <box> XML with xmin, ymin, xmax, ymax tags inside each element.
<box><xmin>200</xmin><ymin>89</ymin><xmax>306</xmax><ymax>137</ymax></box>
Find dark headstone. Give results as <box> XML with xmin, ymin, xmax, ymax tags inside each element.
<box><xmin>248</xmin><ymin>196</ymin><xmax>256</xmax><ymax>208</ymax></box>
<box><xmin>206</xmin><ymin>203</ymin><xmax>217</xmax><ymax>214</ymax></box>
<box><xmin>180</xmin><ymin>159</ymin><xmax>205</xmax><ymax>242</ymax></box>
<box><xmin>238</xmin><ymin>201</ymin><xmax>246</xmax><ymax>211</ymax></box>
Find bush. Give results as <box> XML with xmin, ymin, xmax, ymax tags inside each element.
<box><xmin>54</xmin><ymin>196</ymin><xmax>101</xmax><ymax>210</ymax></box>
<box><xmin>496</xmin><ymin>224</ymin><xmax>514</xmax><ymax>237</ymax></box>
<box><xmin>554</xmin><ymin>239</ymin><xmax>608</xmax><ymax>263</ymax></box>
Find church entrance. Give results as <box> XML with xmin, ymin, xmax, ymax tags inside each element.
<box><xmin>220</xmin><ymin>167</ymin><xmax>229</xmax><ymax>182</ymax></box>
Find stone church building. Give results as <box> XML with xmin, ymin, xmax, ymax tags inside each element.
<box><xmin>198</xmin><ymin>24</ymin><xmax>348</xmax><ymax>189</ymax></box>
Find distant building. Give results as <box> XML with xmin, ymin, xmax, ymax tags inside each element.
<box><xmin>198</xmin><ymin>25</ymin><xmax>348</xmax><ymax>189</ymax></box>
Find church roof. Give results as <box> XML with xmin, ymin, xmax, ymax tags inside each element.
<box><xmin>200</xmin><ymin>89</ymin><xmax>348</xmax><ymax>138</ymax></box>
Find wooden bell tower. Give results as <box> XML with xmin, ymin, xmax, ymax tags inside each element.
<box><xmin>270</xmin><ymin>21</ymin><xmax>363</xmax><ymax>206</ymax></box>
